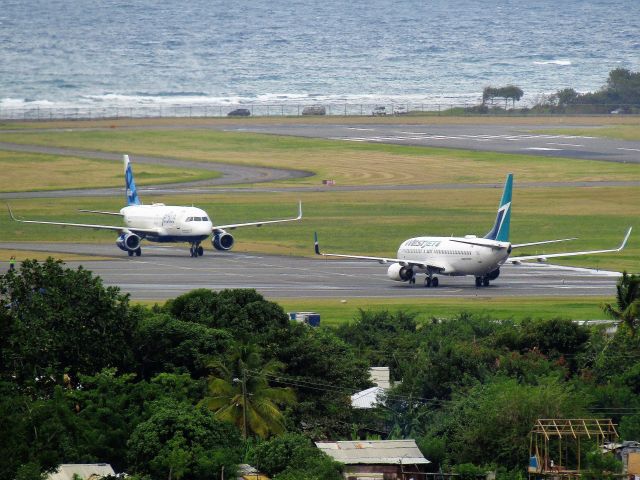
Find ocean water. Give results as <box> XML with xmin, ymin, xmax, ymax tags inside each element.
<box><xmin>1</xmin><ymin>0</ymin><xmax>639</xmax><ymax>113</ymax></box>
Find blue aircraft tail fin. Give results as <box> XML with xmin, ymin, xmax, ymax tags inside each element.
<box><xmin>124</xmin><ymin>155</ymin><xmax>142</xmax><ymax>206</ymax></box>
<box><xmin>484</xmin><ymin>174</ymin><xmax>512</xmax><ymax>242</ymax></box>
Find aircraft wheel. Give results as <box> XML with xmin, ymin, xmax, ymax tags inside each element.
<box><xmin>475</xmin><ymin>277</ymin><xmax>482</xmax><ymax>287</ymax></box>
<box><xmin>135</xmin><ymin>248</ymin><xmax>142</xmax><ymax>257</ymax></box>
<box><xmin>424</xmin><ymin>277</ymin><xmax>432</xmax><ymax>288</ymax></box>
<box><xmin>482</xmin><ymin>277</ymin><xmax>490</xmax><ymax>287</ymax></box>
<box><xmin>128</xmin><ymin>250</ymin><xmax>134</xmax><ymax>257</ymax></box>
<box><xmin>189</xmin><ymin>247</ymin><xmax>195</xmax><ymax>257</ymax></box>
<box><xmin>197</xmin><ymin>245</ymin><xmax>204</xmax><ymax>256</ymax></box>
<box><xmin>432</xmin><ymin>277</ymin><xmax>439</xmax><ymax>288</ymax></box>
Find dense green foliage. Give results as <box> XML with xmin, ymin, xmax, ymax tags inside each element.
<box><xmin>539</xmin><ymin>68</ymin><xmax>640</xmax><ymax>113</ymax></box>
<box><xmin>250</xmin><ymin>433</ymin><xmax>343</xmax><ymax>480</ymax></box>
<box><xmin>1</xmin><ymin>259</ymin><xmax>639</xmax><ymax>478</ymax></box>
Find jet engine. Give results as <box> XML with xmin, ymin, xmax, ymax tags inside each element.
<box><xmin>486</xmin><ymin>267</ymin><xmax>500</xmax><ymax>280</ymax></box>
<box><xmin>212</xmin><ymin>230</ymin><xmax>235</xmax><ymax>251</ymax></box>
<box><xmin>387</xmin><ymin>263</ymin><xmax>414</xmax><ymax>282</ymax></box>
<box><xmin>116</xmin><ymin>232</ymin><xmax>141</xmax><ymax>252</ymax></box>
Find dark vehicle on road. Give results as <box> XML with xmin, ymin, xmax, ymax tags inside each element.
<box><xmin>227</xmin><ymin>108</ymin><xmax>251</xmax><ymax>117</ymax></box>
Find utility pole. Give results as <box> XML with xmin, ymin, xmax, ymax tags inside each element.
<box><xmin>242</xmin><ymin>369</ymin><xmax>248</xmax><ymax>440</ymax></box>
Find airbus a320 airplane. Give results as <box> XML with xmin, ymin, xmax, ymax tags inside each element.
<box><xmin>315</xmin><ymin>174</ymin><xmax>631</xmax><ymax>287</ymax></box>
<box><xmin>9</xmin><ymin>155</ymin><xmax>302</xmax><ymax>258</ymax></box>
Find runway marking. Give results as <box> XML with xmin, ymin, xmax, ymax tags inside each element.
<box><xmin>523</xmin><ymin>147</ymin><xmax>563</xmax><ymax>151</ymax></box>
<box><xmin>347</xmin><ymin>127</ymin><xmax>376</xmax><ymax>131</ymax></box>
<box><xmin>617</xmin><ymin>147</ymin><xmax>640</xmax><ymax>152</ymax></box>
<box><xmin>546</xmin><ymin>143</ymin><xmax>584</xmax><ymax>147</ymax></box>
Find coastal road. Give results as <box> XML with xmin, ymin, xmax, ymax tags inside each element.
<box><xmin>220</xmin><ymin>123</ymin><xmax>640</xmax><ymax>164</ymax></box>
<box><xmin>0</xmin><ymin>242</ymin><xmax>620</xmax><ymax>301</ymax></box>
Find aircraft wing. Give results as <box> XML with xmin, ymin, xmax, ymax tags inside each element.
<box><xmin>509</xmin><ymin>227</ymin><xmax>632</xmax><ymax>264</ymax></box>
<box><xmin>79</xmin><ymin>209</ymin><xmax>124</xmax><ymax>216</ymax></box>
<box><xmin>450</xmin><ymin>238</ymin><xmax>510</xmax><ymax>250</ymax></box>
<box><xmin>313</xmin><ymin>232</ymin><xmax>441</xmax><ymax>271</ymax></box>
<box><xmin>8</xmin><ymin>204</ymin><xmax>159</xmax><ymax>235</ymax></box>
<box><xmin>511</xmin><ymin>237</ymin><xmax>577</xmax><ymax>248</ymax></box>
<box><xmin>214</xmin><ymin>201</ymin><xmax>302</xmax><ymax>230</ymax></box>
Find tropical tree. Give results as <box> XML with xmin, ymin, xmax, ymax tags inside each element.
<box><xmin>200</xmin><ymin>345</ymin><xmax>296</xmax><ymax>439</ymax></box>
<box><xmin>127</xmin><ymin>400</ymin><xmax>242</xmax><ymax>480</ymax></box>
<box><xmin>603</xmin><ymin>271</ymin><xmax>640</xmax><ymax>336</ymax></box>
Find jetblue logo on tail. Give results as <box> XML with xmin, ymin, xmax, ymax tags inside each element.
<box><xmin>124</xmin><ymin>155</ymin><xmax>141</xmax><ymax>206</ymax></box>
<box><xmin>484</xmin><ymin>174</ymin><xmax>512</xmax><ymax>242</ymax></box>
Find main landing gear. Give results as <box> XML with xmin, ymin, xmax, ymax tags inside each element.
<box><xmin>475</xmin><ymin>276</ymin><xmax>491</xmax><ymax>287</ymax></box>
<box><xmin>189</xmin><ymin>243</ymin><xmax>204</xmax><ymax>257</ymax></box>
<box><xmin>127</xmin><ymin>247</ymin><xmax>142</xmax><ymax>257</ymax></box>
<box><xmin>424</xmin><ymin>276</ymin><xmax>439</xmax><ymax>288</ymax></box>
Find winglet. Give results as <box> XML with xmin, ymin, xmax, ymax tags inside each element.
<box><xmin>314</xmin><ymin>232</ymin><xmax>321</xmax><ymax>255</ymax></box>
<box><xmin>297</xmin><ymin>201</ymin><xmax>303</xmax><ymax>220</ymax></box>
<box><xmin>618</xmin><ymin>227</ymin><xmax>632</xmax><ymax>251</ymax></box>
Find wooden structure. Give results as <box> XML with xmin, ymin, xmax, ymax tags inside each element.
<box><xmin>528</xmin><ymin>418</ymin><xmax>619</xmax><ymax>479</ymax></box>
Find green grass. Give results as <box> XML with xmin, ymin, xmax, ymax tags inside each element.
<box><xmin>0</xmin><ymin>150</ymin><xmax>220</xmax><ymax>192</ymax></box>
<box><xmin>3</xmin><ymin>186</ymin><xmax>639</xmax><ymax>272</ymax></box>
<box><xmin>1</xmin><ymin>128</ymin><xmax>639</xmax><ymax>187</ymax></box>
<box><xmin>276</xmin><ymin>296</ymin><xmax>611</xmax><ymax>326</ymax></box>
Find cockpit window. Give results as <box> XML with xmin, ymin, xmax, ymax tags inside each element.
<box><xmin>186</xmin><ymin>217</ymin><xmax>193</xmax><ymax>222</ymax></box>
<box><xmin>202</xmin><ymin>216</ymin><xmax>209</xmax><ymax>222</ymax></box>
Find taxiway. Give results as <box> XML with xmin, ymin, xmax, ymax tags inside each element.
<box><xmin>0</xmin><ymin>242</ymin><xmax>620</xmax><ymax>301</ymax></box>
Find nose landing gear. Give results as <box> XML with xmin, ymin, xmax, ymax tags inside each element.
<box><xmin>475</xmin><ymin>276</ymin><xmax>491</xmax><ymax>287</ymax></box>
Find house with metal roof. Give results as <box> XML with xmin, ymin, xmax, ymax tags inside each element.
<box><xmin>316</xmin><ymin>439</ymin><xmax>430</xmax><ymax>480</ymax></box>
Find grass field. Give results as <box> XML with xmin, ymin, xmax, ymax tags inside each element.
<box><xmin>1</xmin><ymin>128</ymin><xmax>640</xmax><ymax>187</ymax></box>
<box><xmin>0</xmin><ymin>150</ymin><xmax>220</xmax><ymax>192</ymax></box>
<box><xmin>2</xmin><ymin>114</ymin><xmax>640</xmax><ymax>130</ymax></box>
<box><xmin>275</xmin><ymin>296</ymin><xmax>611</xmax><ymax>326</ymax></box>
<box><xmin>3</xmin><ymin>186</ymin><xmax>639</xmax><ymax>272</ymax></box>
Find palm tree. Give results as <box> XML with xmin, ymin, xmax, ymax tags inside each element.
<box><xmin>603</xmin><ymin>271</ymin><xmax>640</xmax><ymax>336</ymax></box>
<box><xmin>200</xmin><ymin>344</ymin><xmax>296</xmax><ymax>439</ymax></box>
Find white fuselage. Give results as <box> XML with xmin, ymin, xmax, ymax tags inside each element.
<box><xmin>397</xmin><ymin>236</ymin><xmax>510</xmax><ymax>276</ymax></box>
<box><xmin>121</xmin><ymin>204</ymin><xmax>213</xmax><ymax>243</ymax></box>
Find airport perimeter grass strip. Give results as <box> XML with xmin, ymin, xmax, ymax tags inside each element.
<box><xmin>2</xmin><ymin>185</ymin><xmax>639</xmax><ymax>272</ymax></box>
<box><xmin>273</xmin><ymin>296</ymin><xmax>611</xmax><ymax>326</ymax></box>
<box><xmin>130</xmin><ymin>296</ymin><xmax>610</xmax><ymax>325</ymax></box>
<box><xmin>2</xmin><ymin>115</ymin><xmax>640</xmax><ymax>130</ymax></box>
<box><xmin>0</xmin><ymin>150</ymin><xmax>220</xmax><ymax>192</ymax></box>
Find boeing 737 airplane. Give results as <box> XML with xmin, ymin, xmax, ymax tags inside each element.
<box><xmin>9</xmin><ymin>155</ymin><xmax>302</xmax><ymax>258</ymax></box>
<box><xmin>314</xmin><ymin>174</ymin><xmax>631</xmax><ymax>287</ymax></box>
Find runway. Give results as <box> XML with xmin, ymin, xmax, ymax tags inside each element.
<box><xmin>0</xmin><ymin>242</ymin><xmax>620</xmax><ymax>301</ymax></box>
<box><xmin>221</xmin><ymin>122</ymin><xmax>640</xmax><ymax>164</ymax></box>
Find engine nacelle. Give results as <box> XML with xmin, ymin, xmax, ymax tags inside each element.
<box><xmin>486</xmin><ymin>267</ymin><xmax>500</xmax><ymax>281</ymax></box>
<box><xmin>116</xmin><ymin>233</ymin><xmax>141</xmax><ymax>252</ymax></box>
<box><xmin>212</xmin><ymin>230</ymin><xmax>235</xmax><ymax>251</ymax></box>
<box><xmin>387</xmin><ymin>263</ymin><xmax>414</xmax><ymax>282</ymax></box>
